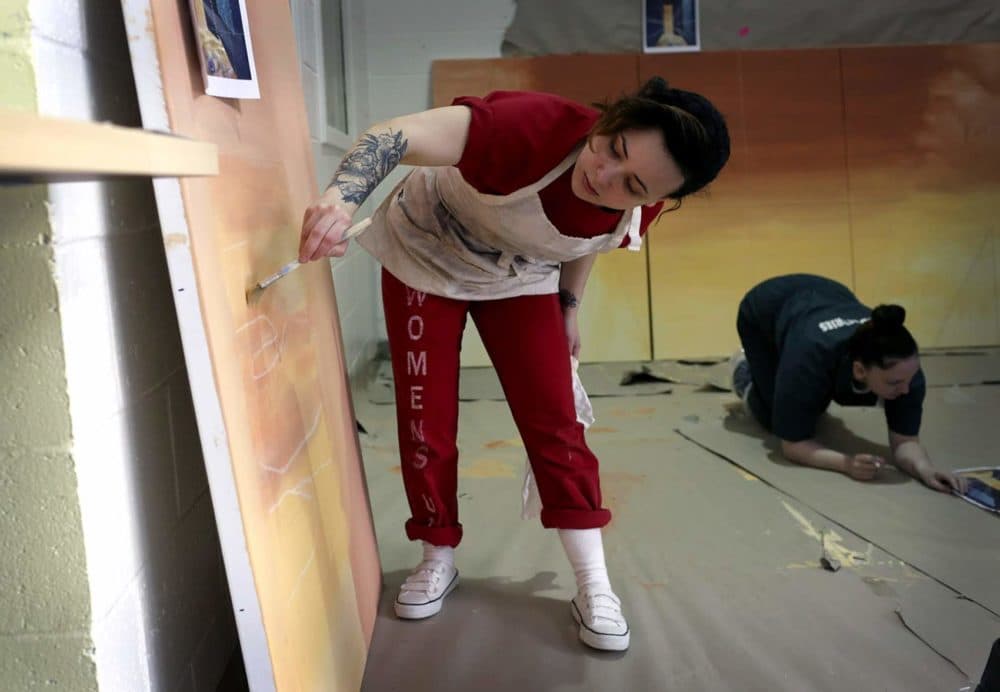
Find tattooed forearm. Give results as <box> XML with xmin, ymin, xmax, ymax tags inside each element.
<box><xmin>327</xmin><ymin>130</ymin><xmax>408</xmax><ymax>205</ymax></box>
<box><xmin>559</xmin><ymin>289</ymin><xmax>579</xmax><ymax>310</ymax></box>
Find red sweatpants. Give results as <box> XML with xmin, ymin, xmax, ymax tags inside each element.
<box><xmin>382</xmin><ymin>268</ymin><xmax>611</xmax><ymax>548</ymax></box>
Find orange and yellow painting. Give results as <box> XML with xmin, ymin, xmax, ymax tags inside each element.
<box><xmin>434</xmin><ymin>46</ymin><xmax>1000</xmax><ymax>361</ymax></box>
<box><xmin>134</xmin><ymin>1</ymin><xmax>380</xmax><ymax>690</ymax></box>
<box><xmin>640</xmin><ymin>45</ymin><xmax>1000</xmax><ymax>357</ymax></box>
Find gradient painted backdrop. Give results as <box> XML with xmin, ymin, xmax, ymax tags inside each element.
<box><xmin>435</xmin><ymin>45</ymin><xmax>1000</xmax><ymax>360</ymax></box>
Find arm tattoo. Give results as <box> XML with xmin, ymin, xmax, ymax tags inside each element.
<box><xmin>559</xmin><ymin>289</ymin><xmax>579</xmax><ymax>310</ymax></box>
<box><xmin>328</xmin><ymin>130</ymin><xmax>408</xmax><ymax>205</ymax></box>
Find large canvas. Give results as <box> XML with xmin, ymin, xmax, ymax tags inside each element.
<box><xmin>640</xmin><ymin>44</ymin><xmax>1000</xmax><ymax>358</ymax></box>
<box><xmin>120</xmin><ymin>1</ymin><xmax>380</xmax><ymax>690</ymax></box>
<box><xmin>842</xmin><ymin>44</ymin><xmax>1000</xmax><ymax>350</ymax></box>
<box><xmin>434</xmin><ymin>47</ymin><xmax>1000</xmax><ymax>361</ymax></box>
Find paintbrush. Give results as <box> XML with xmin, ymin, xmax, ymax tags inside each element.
<box><xmin>245</xmin><ymin>217</ymin><xmax>372</xmax><ymax>304</ymax></box>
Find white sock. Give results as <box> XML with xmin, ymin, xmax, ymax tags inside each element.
<box><xmin>558</xmin><ymin>528</ymin><xmax>612</xmax><ymax>592</ymax></box>
<box><xmin>422</xmin><ymin>541</ymin><xmax>455</xmax><ymax>569</ymax></box>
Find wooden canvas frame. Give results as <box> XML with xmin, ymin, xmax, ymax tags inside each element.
<box><xmin>119</xmin><ymin>1</ymin><xmax>380</xmax><ymax>690</ymax></box>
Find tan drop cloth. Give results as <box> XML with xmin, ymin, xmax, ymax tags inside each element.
<box><xmin>355</xmin><ymin>362</ymin><xmax>997</xmax><ymax>690</ymax></box>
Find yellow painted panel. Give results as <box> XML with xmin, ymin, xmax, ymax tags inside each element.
<box><xmin>459</xmin><ymin>245</ymin><xmax>651</xmax><ymax>367</ymax></box>
<box><xmin>649</xmin><ymin>200</ymin><xmax>853</xmax><ymax>359</ymax></box>
<box><xmin>445</xmin><ymin>46</ymin><xmax>1000</xmax><ymax>363</ymax></box>
<box><xmin>842</xmin><ymin>43</ymin><xmax>1000</xmax><ymax>348</ymax></box>
<box><xmin>644</xmin><ymin>49</ymin><xmax>852</xmax><ymax>359</ymax></box>
<box><xmin>851</xmin><ymin>193</ymin><xmax>999</xmax><ymax>348</ymax></box>
<box><xmin>577</xmin><ymin>246</ymin><xmax>652</xmax><ymax>362</ymax></box>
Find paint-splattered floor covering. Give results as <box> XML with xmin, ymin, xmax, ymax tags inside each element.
<box><xmin>355</xmin><ymin>351</ymin><xmax>999</xmax><ymax>691</ymax></box>
<box><xmin>366</xmin><ymin>349</ymin><xmax>1000</xmax><ymax>405</ymax></box>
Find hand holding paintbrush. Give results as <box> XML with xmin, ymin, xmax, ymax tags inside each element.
<box><xmin>299</xmin><ymin>197</ymin><xmax>365</xmax><ymax>260</ymax></box>
<box><xmin>245</xmin><ymin>216</ymin><xmax>371</xmax><ymax>303</ymax></box>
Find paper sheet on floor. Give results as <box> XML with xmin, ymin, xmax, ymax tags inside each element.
<box><xmin>676</xmin><ymin>385</ymin><xmax>1000</xmax><ymax>614</ymax></box>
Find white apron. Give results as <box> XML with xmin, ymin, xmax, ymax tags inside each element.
<box><xmin>357</xmin><ymin>146</ymin><xmax>643</xmax><ymax>300</ymax></box>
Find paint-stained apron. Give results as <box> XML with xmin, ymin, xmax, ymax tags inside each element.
<box><xmin>357</xmin><ymin>146</ymin><xmax>643</xmax><ymax>300</ymax></box>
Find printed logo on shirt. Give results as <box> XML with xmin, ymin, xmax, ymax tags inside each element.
<box><xmin>818</xmin><ymin>316</ymin><xmax>869</xmax><ymax>333</ymax></box>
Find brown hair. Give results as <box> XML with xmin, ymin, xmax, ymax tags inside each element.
<box><xmin>593</xmin><ymin>76</ymin><xmax>730</xmax><ymax>206</ymax></box>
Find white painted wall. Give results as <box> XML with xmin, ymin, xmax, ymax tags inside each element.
<box><xmin>27</xmin><ymin>1</ymin><xmax>235</xmax><ymax>690</ymax></box>
<box><xmin>292</xmin><ymin>0</ymin><xmax>382</xmax><ymax>375</ymax></box>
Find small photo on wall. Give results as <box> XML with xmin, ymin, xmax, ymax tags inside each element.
<box><xmin>643</xmin><ymin>0</ymin><xmax>700</xmax><ymax>53</ymax></box>
<box><xmin>189</xmin><ymin>0</ymin><xmax>261</xmax><ymax>99</ymax></box>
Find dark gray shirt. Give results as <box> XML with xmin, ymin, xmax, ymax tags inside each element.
<box><xmin>747</xmin><ymin>275</ymin><xmax>925</xmax><ymax>442</ymax></box>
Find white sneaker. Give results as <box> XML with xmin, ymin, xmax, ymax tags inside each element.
<box><xmin>394</xmin><ymin>560</ymin><xmax>458</xmax><ymax>619</ymax></box>
<box><xmin>571</xmin><ymin>587</ymin><xmax>630</xmax><ymax>651</ymax></box>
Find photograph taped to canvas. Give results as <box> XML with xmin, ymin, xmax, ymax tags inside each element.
<box><xmin>189</xmin><ymin>0</ymin><xmax>261</xmax><ymax>98</ymax></box>
<box><xmin>954</xmin><ymin>467</ymin><xmax>1000</xmax><ymax>513</ymax></box>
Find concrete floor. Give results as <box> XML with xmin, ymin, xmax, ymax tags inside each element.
<box><xmin>353</xmin><ymin>356</ymin><xmax>999</xmax><ymax>692</ymax></box>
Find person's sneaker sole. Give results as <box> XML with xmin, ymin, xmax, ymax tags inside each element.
<box><xmin>571</xmin><ymin>599</ymin><xmax>630</xmax><ymax>651</ymax></box>
<box><xmin>393</xmin><ymin>570</ymin><xmax>459</xmax><ymax>620</ymax></box>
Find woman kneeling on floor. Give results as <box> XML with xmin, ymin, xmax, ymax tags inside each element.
<box><xmin>731</xmin><ymin>273</ymin><xmax>963</xmax><ymax>493</ymax></box>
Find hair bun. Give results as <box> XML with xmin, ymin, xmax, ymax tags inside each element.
<box><xmin>871</xmin><ymin>304</ymin><xmax>906</xmax><ymax>328</ymax></box>
<box><xmin>638</xmin><ymin>76</ymin><xmax>672</xmax><ymax>101</ymax></box>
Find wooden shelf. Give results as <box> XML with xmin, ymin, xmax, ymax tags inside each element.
<box><xmin>0</xmin><ymin>108</ymin><xmax>218</xmax><ymax>181</ymax></box>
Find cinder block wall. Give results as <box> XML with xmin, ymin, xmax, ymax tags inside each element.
<box><xmin>0</xmin><ymin>1</ymin><xmax>95</xmax><ymax>688</ymax></box>
<box><xmin>0</xmin><ymin>1</ymin><xmax>234</xmax><ymax>689</ymax></box>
